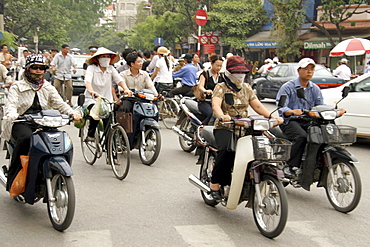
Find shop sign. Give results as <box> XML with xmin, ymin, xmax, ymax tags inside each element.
<box><xmin>304</xmin><ymin>41</ymin><xmax>337</xmax><ymax>49</ymax></box>
<box><xmin>246</xmin><ymin>41</ymin><xmax>278</xmax><ymax>48</ymax></box>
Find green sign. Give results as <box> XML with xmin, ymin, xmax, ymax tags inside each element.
<box><xmin>304</xmin><ymin>41</ymin><xmax>338</xmax><ymax>49</ymax></box>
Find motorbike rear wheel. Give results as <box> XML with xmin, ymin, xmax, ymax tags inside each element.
<box><xmin>139</xmin><ymin>128</ymin><xmax>161</xmax><ymax>165</ymax></box>
<box><xmin>199</xmin><ymin>150</ymin><xmax>218</xmax><ymax>206</ymax></box>
<box><xmin>80</xmin><ymin>118</ymin><xmax>98</xmax><ymax>165</ymax></box>
<box><xmin>160</xmin><ymin>99</ymin><xmax>179</xmax><ymax>129</ymax></box>
<box><xmin>108</xmin><ymin>125</ymin><xmax>131</xmax><ymax>180</ymax></box>
<box><xmin>325</xmin><ymin>159</ymin><xmax>361</xmax><ymax>213</ymax></box>
<box><xmin>252</xmin><ymin>174</ymin><xmax>288</xmax><ymax>239</ymax></box>
<box><xmin>178</xmin><ymin>118</ymin><xmax>197</xmax><ymax>153</ymax></box>
<box><xmin>47</xmin><ymin>174</ymin><xmax>75</xmax><ymax>231</ymax></box>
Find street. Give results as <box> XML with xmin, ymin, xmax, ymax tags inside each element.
<box><xmin>0</xmin><ymin>100</ymin><xmax>369</xmax><ymax>247</ymax></box>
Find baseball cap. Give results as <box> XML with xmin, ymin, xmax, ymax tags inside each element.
<box><xmin>298</xmin><ymin>58</ymin><xmax>316</xmax><ymax>68</ymax></box>
<box><xmin>226</xmin><ymin>55</ymin><xmax>249</xmax><ymax>73</ymax></box>
<box><xmin>340</xmin><ymin>58</ymin><xmax>349</xmax><ymax>64</ymax></box>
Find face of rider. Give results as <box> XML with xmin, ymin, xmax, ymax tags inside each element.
<box><xmin>131</xmin><ymin>57</ymin><xmax>143</xmax><ymax>70</ymax></box>
<box><xmin>29</xmin><ymin>66</ymin><xmax>46</xmax><ymax>76</ymax></box>
<box><xmin>98</xmin><ymin>54</ymin><xmax>111</xmax><ymax>67</ymax></box>
<box><xmin>211</xmin><ymin>60</ymin><xmax>223</xmax><ymax>73</ymax></box>
<box><xmin>298</xmin><ymin>64</ymin><xmax>315</xmax><ymax>81</ymax></box>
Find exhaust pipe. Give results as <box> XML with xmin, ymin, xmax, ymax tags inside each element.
<box><xmin>172</xmin><ymin>126</ymin><xmax>193</xmax><ymax>142</ymax></box>
<box><xmin>188</xmin><ymin>174</ymin><xmax>211</xmax><ymax>193</ymax></box>
<box><xmin>0</xmin><ymin>170</ymin><xmax>7</xmax><ymax>188</ymax></box>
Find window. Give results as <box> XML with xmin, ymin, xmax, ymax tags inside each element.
<box><xmin>276</xmin><ymin>66</ymin><xmax>289</xmax><ymax>77</ymax></box>
<box><xmin>354</xmin><ymin>77</ymin><xmax>370</xmax><ymax>92</ymax></box>
<box><xmin>267</xmin><ymin>66</ymin><xmax>279</xmax><ymax>77</ymax></box>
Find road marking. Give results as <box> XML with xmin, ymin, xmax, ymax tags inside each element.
<box><xmin>175</xmin><ymin>224</ymin><xmax>236</xmax><ymax>247</ymax></box>
<box><xmin>64</xmin><ymin>229</ymin><xmax>112</xmax><ymax>247</ymax></box>
<box><xmin>288</xmin><ymin>221</ymin><xmax>337</xmax><ymax>247</ymax></box>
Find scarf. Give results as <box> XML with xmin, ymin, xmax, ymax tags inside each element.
<box><xmin>223</xmin><ymin>73</ymin><xmax>241</xmax><ymax>92</ymax></box>
<box><xmin>24</xmin><ymin>69</ymin><xmax>45</xmax><ymax>91</ymax></box>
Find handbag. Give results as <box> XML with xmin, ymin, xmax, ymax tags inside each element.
<box><xmin>116</xmin><ymin>111</ymin><xmax>133</xmax><ymax>133</ymax></box>
<box><xmin>10</xmin><ymin>155</ymin><xmax>30</xmax><ymax>198</ymax></box>
<box><xmin>192</xmin><ymin>71</ymin><xmax>209</xmax><ymax>101</ymax></box>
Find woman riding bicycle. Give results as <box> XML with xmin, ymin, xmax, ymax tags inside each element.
<box><xmin>84</xmin><ymin>47</ymin><xmax>132</xmax><ymax>142</ymax></box>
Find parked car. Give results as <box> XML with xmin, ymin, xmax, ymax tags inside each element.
<box><xmin>253</xmin><ymin>63</ymin><xmax>345</xmax><ymax>100</ymax></box>
<box><xmin>321</xmin><ymin>72</ymin><xmax>370</xmax><ymax>138</ymax></box>
<box><xmin>72</xmin><ymin>55</ymin><xmax>89</xmax><ymax>95</ymax></box>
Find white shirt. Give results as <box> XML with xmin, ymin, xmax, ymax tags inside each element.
<box><xmin>333</xmin><ymin>64</ymin><xmax>351</xmax><ymax>81</ymax></box>
<box><xmin>84</xmin><ymin>64</ymin><xmax>123</xmax><ymax>105</ymax></box>
<box><xmin>155</xmin><ymin>57</ymin><xmax>173</xmax><ymax>83</ymax></box>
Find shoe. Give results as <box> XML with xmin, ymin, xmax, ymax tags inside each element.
<box><xmin>14</xmin><ymin>194</ymin><xmax>26</xmax><ymax>204</ymax></box>
<box><xmin>85</xmin><ymin>136</ymin><xmax>96</xmax><ymax>142</ymax></box>
<box><xmin>283</xmin><ymin>166</ymin><xmax>297</xmax><ymax>178</ymax></box>
<box><xmin>210</xmin><ymin>190</ymin><xmax>222</xmax><ymax>201</ymax></box>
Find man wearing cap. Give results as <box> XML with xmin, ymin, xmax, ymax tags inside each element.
<box><xmin>276</xmin><ymin>58</ymin><xmax>324</xmax><ymax>178</ymax></box>
<box><xmin>173</xmin><ymin>56</ymin><xmax>186</xmax><ymax>73</ymax></box>
<box><xmin>51</xmin><ymin>44</ymin><xmax>77</xmax><ymax>106</ymax></box>
<box><xmin>333</xmin><ymin>58</ymin><xmax>352</xmax><ymax>81</ymax></box>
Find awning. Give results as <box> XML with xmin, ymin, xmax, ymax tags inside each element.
<box><xmin>303</xmin><ymin>33</ymin><xmax>370</xmax><ymax>49</ymax></box>
<box><xmin>246</xmin><ymin>30</ymin><xmax>309</xmax><ymax>49</ymax></box>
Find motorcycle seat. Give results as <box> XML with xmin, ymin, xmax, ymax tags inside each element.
<box><xmin>184</xmin><ymin>99</ymin><xmax>206</xmax><ymax>122</ymax></box>
<box><xmin>200</xmin><ymin>126</ymin><xmax>217</xmax><ymax>148</ymax></box>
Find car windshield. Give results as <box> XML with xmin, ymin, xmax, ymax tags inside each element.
<box><xmin>73</xmin><ymin>56</ymin><xmax>89</xmax><ymax>69</ymax></box>
<box><xmin>292</xmin><ymin>64</ymin><xmax>333</xmax><ymax>77</ymax></box>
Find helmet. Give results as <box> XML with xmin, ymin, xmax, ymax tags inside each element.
<box><xmin>25</xmin><ymin>54</ymin><xmax>49</xmax><ymax>69</ymax></box>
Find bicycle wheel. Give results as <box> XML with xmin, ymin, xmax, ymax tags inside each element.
<box><xmin>80</xmin><ymin>118</ymin><xmax>98</xmax><ymax>165</ymax></box>
<box><xmin>139</xmin><ymin>128</ymin><xmax>161</xmax><ymax>165</ymax></box>
<box><xmin>107</xmin><ymin>125</ymin><xmax>130</xmax><ymax>180</ymax></box>
<box><xmin>161</xmin><ymin>99</ymin><xmax>179</xmax><ymax>129</ymax></box>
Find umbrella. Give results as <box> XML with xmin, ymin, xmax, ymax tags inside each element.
<box><xmin>329</xmin><ymin>38</ymin><xmax>370</xmax><ymax>74</ymax></box>
<box><xmin>329</xmin><ymin>38</ymin><xmax>370</xmax><ymax>56</ymax></box>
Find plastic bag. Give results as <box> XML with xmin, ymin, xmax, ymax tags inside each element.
<box><xmin>90</xmin><ymin>97</ymin><xmax>102</xmax><ymax>120</ymax></box>
<box><xmin>99</xmin><ymin>100</ymin><xmax>110</xmax><ymax>119</ymax></box>
<box><xmin>9</xmin><ymin>155</ymin><xmax>30</xmax><ymax>198</ymax></box>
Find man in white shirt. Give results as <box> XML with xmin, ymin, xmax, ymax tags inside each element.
<box><xmin>333</xmin><ymin>58</ymin><xmax>352</xmax><ymax>81</ymax></box>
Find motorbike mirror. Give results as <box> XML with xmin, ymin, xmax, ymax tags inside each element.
<box><xmin>342</xmin><ymin>86</ymin><xmax>350</xmax><ymax>98</ymax></box>
<box><xmin>296</xmin><ymin>87</ymin><xmax>305</xmax><ymax>99</ymax></box>
<box><xmin>77</xmin><ymin>93</ymin><xmax>85</xmax><ymax>106</ymax></box>
<box><xmin>278</xmin><ymin>94</ymin><xmax>287</xmax><ymax>108</ymax></box>
<box><xmin>224</xmin><ymin>92</ymin><xmax>234</xmax><ymax>106</ymax></box>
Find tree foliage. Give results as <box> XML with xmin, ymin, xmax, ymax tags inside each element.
<box><xmin>269</xmin><ymin>0</ymin><xmax>306</xmax><ymax>62</ymax></box>
<box><xmin>207</xmin><ymin>0</ymin><xmax>267</xmax><ymax>51</ymax></box>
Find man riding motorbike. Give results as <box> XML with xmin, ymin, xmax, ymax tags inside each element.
<box><xmin>275</xmin><ymin>58</ymin><xmax>324</xmax><ymax>178</ymax></box>
<box><xmin>2</xmin><ymin>54</ymin><xmax>81</xmax><ymax>199</ymax></box>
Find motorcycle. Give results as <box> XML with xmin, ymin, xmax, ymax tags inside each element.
<box><xmin>188</xmin><ymin>93</ymin><xmax>290</xmax><ymax>238</ymax></box>
<box><xmin>0</xmin><ymin>109</ymin><xmax>77</xmax><ymax>231</ymax></box>
<box><xmin>172</xmin><ymin>95</ymin><xmax>210</xmax><ymax>153</ymax></box>
<box><xmin>123</xmin><ymin>89</ymin><xmax>161</xmax><ymax>165</ymax></box>
<box><xmin>270</xmin><ymin>86</ymin><xmax>361</xmax><ymax>213</ymax></box>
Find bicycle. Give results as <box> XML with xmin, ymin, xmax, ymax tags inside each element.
<box><xmin>79</xmin><ymin>95</ymin><xmax>131</xmax><ymax>180</ymax></box>
<box><xmin>158</xmin><ymin>93</ymin><xmax>180</xmax><ymax>129</ymax></box>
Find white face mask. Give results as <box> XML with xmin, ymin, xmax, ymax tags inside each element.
<box><xmin>225</xmin><ymin>71</ymin><xmax>245</xmax><ymax>88</ymax></box>
<box><xmin>98</xmin><ymin>57</ymin><xmax>111</xmax><ymax>67</ymax></box>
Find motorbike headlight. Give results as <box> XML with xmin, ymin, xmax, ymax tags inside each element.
<box><xmin>34</xmin><ymin>116</ymin><xmax>69</xmax><ymax>127</ymax></box>
<box><xmin>320</xmin><ymin>110</ymin><xmax>337</xmax><ymax>120</ymax></box>
<box><xmin>253</xmin><ymin>119</ymin><xmax>270</xmax><ymax>131</ymax></box>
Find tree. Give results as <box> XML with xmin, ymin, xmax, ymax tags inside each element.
<box><xmin>269</xmin><ymin>0</ymin><xmax>306</xmax><ymax>62</ymax></box>
<box><xmin>207</xmin><ymin>0</ymin><xmax>267</xmax><ymax>54</ymax></box>
<box><xmin>305</xmin><ymin>0</ymin><xmax>370</xmax><ymax>46</ymax></box>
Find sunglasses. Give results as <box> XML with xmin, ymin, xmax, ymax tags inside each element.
<box><xmin>29</xmin><ymin>65</ymin><xmax>48</xmax><ymax>71</ymax></box>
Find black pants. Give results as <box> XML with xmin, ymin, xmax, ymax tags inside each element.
<box><xmin>280</xmin><ymin>120</ymin><xmax>309</xmax><ymax>168</ymax></box>
<box><xmin>169</xmin><ymin>85</ymin><xmax>193</xmax><ymax>97</ymax></box>
<box><xmin>211</xmin><ymin>129</ymin><xmax>235</xmax><ymax>186</ymax></box>
<box><xmin>6</xmin><ymin>123</ymin><xmax>35</xmax><ymax>191</ymax></box>
<box><xmin>198</xmin><ymin>101</ymin><xmax>214</xmax><ymax>125</ymax></box>
<box><xmin>87</xmin><ymin>104</ymin><xmax>109</xmax><ymax>138</ymax></box>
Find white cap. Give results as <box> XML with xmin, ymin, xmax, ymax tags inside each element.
<box><xmin>226</xmin><ymin>53</ymin><xmax>233</xmax><ymax>59</ymax></box>
<box><xmin>265</xmin><ymin>58</ymin><xmax>273</xmax><ymax>64</ymax></box>
<box><xmin>298</xmin><ymin>58</ymin><xmax>316</xmax><ymax>68</ymax></box>
<box><xmin>340</xmin><ymin>58</ymin><xmax>349</xmax><ymax>64</ymax></box>
<box><xmin>273</xmin><ymin>57</ymin><xmax>279</xmax><ymax>63</ymax></box>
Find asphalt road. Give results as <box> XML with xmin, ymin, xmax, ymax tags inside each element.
<box><xmin>0</xmin><ymin>99</ymin><xmax>369</xmax><ymax>247</ymax></box>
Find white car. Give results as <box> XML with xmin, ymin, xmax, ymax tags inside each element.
<box><xmin>321</xmin><ymin>73</ymin><xmax>370</xmax><ymax>138</ymax></box>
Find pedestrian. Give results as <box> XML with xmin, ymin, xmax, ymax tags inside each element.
<box><xmin>50</xmin><ymin>44</ymin><xmax>77</xmax><ymax>106</ymax></box>
<box><xmin>333</xmin><ymin>58</ymin><xmax>352</xmax><ymax>81</ymax></box>
<box><xmin>146</xmin><ymin>45</ymin><xmax>161</xmax><ymax>73</ymax></box>
<box><xmin>0</xmin><ymin>45</ymin><xmax>13</xmax><ymax>70</ymax></box>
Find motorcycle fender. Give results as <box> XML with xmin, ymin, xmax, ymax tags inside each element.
<box><xmin>327</xmin><ymin>146</ymin><xmax>358</xmax><ymax>163</ymax></box>
<box><xmin>140</xmin><ymin>118</ymin><xmax>160</xmax><ymax>131</ymax></box>
<box><xmin>226</xmin><ymin>136</ymin><xmax>254</xmax><ymax>210</ymax></box>
<box><xmin>43</xmin><ymin>156</ymin><xmax>73</xmax><ymax>178</ymax></box>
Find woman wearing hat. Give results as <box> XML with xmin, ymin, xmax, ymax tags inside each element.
<box><xmin>151</xmin><ymin>46</ymin><xmax>173</xmax><ymax>94</ymax></box>
<box><xmin>2</xmin><ymin>54</ymin><xmax>82</xmax><ymax>192</ymax></box>
<box><xmin>209</xmin><ymin>55</ymin><xmax>283</xmax><ymax>201</ymax></box>
<box><xmin>84</xmin><ymin>47</ymin><xmax>131</xmax><ymax>141</ymax></box>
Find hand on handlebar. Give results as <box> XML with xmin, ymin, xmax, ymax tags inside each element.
<box><xmin>123</xmin><ymin>89</ymin><xmax>133</xmax><ymax>97</ymax></box>
<box><xmin>291</xmin><ymin>109</ymin><xmax>303</xmax><ymax>116</ymax></box>
<box><xmin>219</xmin><ymin>114</ymin><xmax>231</xmax><ymax>122</ymax></box>
<box><xmin>72</xmin><ymin>113</ymin><xmax>82</xmax><ymax>121</ymax></box>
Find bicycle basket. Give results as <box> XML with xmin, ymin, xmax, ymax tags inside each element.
<box><xmin>321</xmin><ymin>124</ymin><xmax>356</xmax><ymax>144</ymax></box>
<box><xmin>252</xmin><ymin>136</ymin><xmax>292</xmax><ymax>161</ymax></box>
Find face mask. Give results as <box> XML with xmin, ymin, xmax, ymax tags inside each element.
<box><xmin>226</xmin><ymin>71</ymin><xmax>245</xmax><ymax>88</ymax></box>
<box><xmin>98</xmin><ymin>57</ymin><xmax>111</xmax><ymax>67</ymax></box>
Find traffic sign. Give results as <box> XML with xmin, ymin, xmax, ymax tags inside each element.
<box><xmin>204</xmin><ymin>44</ymin><xmax>215</xmax><ymax>54</ymax></box>
<box><xmin>209</xmin><ymin>35</ymin><xmax>219</xmax><ymax>45</ymax></box>
<box><xmin>204</xmin><ymin>31</ymin><xmax>214</xmax><ymax>37</ymax></box>
<box><xmin>199</xmin><ymin>35</ymin><xmax>209</xmax><ymax>45</ymax></box>
<box><xmin>154</xmin><ymin>37</ymin><xmax>164</xmax><ymax>46</ymax></box>
<box><xmin>195</xmin><ymin>9</ymin><xmax>208</xmax><ymax>26</ymax></box>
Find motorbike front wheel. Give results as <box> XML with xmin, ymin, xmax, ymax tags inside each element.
<box><xmin>139</xmin><ymin>128</ymin><xmax>161</xmax><ymax>165</ymax></box>
<box><xmin>325</xmin><ymin>159</ymin><xmax>361</xmax><ymax>213</ymax></box>
<box><xmin>199</xmin><ymin>150</ymin><xmax>218</xmax><ymax>206</ymax></box>
<box><xmin>178</xmin><ymin>118</ymin><xmax>197</xmax><ymax>153</ymax></box>
<box><xmin>252</xmin><ymin>174</ymin><xmax>288</xmax><ymax>239</ymax></box>
<box><xmin>47</xmin><ymin>174</ymin><xmax>75</xmax><ymax>231</ymax></box>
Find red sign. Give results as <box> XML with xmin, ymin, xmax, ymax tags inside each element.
<box><xmin>204</xmin><ymin>44</ymin><xmax>215</xmax><ymax>54</ymax></box>
<box><xmin>195</xmin><ymin>9</ymin><xmax>208</xmax><ymax>26</ymax></box>
<box><xmin>199</xmin><ymin>35</ymin><xmax>209</xmax><ymax>45</ymax></box>
<box><xmin>209</xmin><ymin>35</ymin><xmax>219</xmax><ymax>45</ymax></box>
